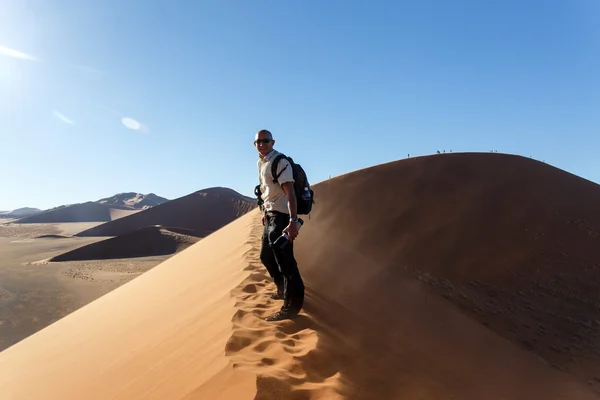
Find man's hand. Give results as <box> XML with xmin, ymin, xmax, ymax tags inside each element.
<box><xmin>262</xmin><ymin>214</ymin><xmax>266</xmax><ymax>226</ymax></box>
<box><xmin>283</xmin><ymin>221</ymin><xmax>300</xmax><ymax>241</ymax></box>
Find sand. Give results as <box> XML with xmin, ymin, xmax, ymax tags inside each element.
<box><xmin>0</xmin><ymin>211</ymin><xmax>595</xmax><ymax>398</ymax></box>
<box><xmin>0</xmin><ymin>152</ymin><xmax>599</xmax><ymax>399</ymax></box>
<box><xmin>0</xmin><ymin>211</ymin><xmax>262</xmax><ymax>399</ymax></box>
<box><xmin>296</xmin><ymin>152</ymin><xmax>600</xmax><ymax>389</ymax></box>
<box><xmin>0</xmin><ymin>222</ymin><xmax>171</xmax><ymax>352</ymax></box>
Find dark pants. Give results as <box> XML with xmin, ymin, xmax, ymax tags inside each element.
<box><xmin>260</xmin><ymin>211</ymin><xmax>305</xmax><ymax>314</ymax></box>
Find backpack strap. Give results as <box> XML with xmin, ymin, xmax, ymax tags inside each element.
<box><xmin>271</xmin><ymin>154</ymin><xmax>289</xmax><ymax>184</ymax></box>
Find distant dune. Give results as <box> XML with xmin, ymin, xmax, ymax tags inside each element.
<box><xmin>76</xmin><ymin>187</ymin><xmax>257</xmax><ymax>238</ymax></box>
<box><xmin>15</xmin><ymin>202</ymin><xmax>113</xmax><ymax>224</ymax></box>
<box><xmin>15</xmin><ymin>203</ymin><xmax>151</xmax><ymax>225</ymax></box>
<box><xmin>1</xmin><ymin>153</ymin><xmax>600</xmax><ymax>399</ymax></box>
<box><xmin>49</xmin><ymin>226</ymin><xmax>199</xmax><ymax>261</ymax></box>
<box><xmin>11</xmin><ymin>192</ymin><xmax>168</xmax><ymax>224</ymax></box>
<box><xmin>0</xmin><ymin>207</ymin><xmax>42</xmax><ymax>219</ymax></box>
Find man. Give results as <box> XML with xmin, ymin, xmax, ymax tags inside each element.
<box><xmin>254</xmin><ymin>129</ymin><xmax>304</xmax><ymax>322</ymax></box>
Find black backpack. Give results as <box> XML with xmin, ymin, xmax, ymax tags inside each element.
<box><xmin>270</xmin><ymin>153</ymin><xmax>314</xmax><ymax>215</ymax></box>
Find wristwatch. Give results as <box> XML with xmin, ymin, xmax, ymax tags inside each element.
<box><xmin>290</xmin><ymin>217</ymin><xmax>299</xmax><ymax>222</ymax></box>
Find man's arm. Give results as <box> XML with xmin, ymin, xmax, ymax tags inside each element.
<box><xmin>281</xmin><ymin>182</ymin><xmax>300</xmax><ymax>240</ymax></box>
<box><xmin>281</xmin><ymin>182</ymin><xmax>297</xmax><ymax>220</ymax></box>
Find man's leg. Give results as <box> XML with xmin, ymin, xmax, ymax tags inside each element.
<box><xmin>260</xmin><ymin>214</ymin><xmax>284</xmax><ymax>297</ymax></box>
<box><xmin>267</xmin><ymin>213</ymin><xmax>305</xmax><ymax>320</ymax></box>
<box><xmin>274</xmin><ymin>241</ymin><xmax>304</xmax><ymax>314</ymax></box>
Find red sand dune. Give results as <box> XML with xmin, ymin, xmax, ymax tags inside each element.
<box><xmin>76</xmin><ymin>187</ymin><xmax>257</xmax><ymax>238</ymax></box>
<box><xmin>0</xmin><ymin>152</ymin><xmax>599</xmax><ymax>399</ymax></box>
<box><xmin>49</xmin><ymin>226</ymin><xmax>199</xmax><ymax>261</ymax></box>
<box><xmin>295</xmin><ymin>152</ymin><xmax>600</xmax><ymax>395</ymax></box>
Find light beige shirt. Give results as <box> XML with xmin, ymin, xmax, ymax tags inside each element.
<box><xmin>257</xmin><ymin>149</ymin><xmax>295</xmax><ymax>214</ymax></box>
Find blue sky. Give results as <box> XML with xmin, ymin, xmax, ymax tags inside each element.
<box><xmin>1</xmin><ymin>0</ymin><xmax>599</xmax><ymax>210</ymax></box>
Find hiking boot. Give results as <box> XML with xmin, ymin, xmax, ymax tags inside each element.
<box><xmin>265</xmin><ymin>310</ymin><xmax>297</xmax><ymax>322</ymax></box>
<box><xmin>270</xmin><ymin>292</ymin><xmax>283</xmax><ymax>300</ymax></box>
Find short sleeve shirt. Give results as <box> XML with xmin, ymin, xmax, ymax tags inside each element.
<box><xmin>257</xmin><ymin>150</ymin><xmax>295</xmax><ymax>214</ymax></box>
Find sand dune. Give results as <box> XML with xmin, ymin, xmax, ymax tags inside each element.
<box><xmin>0</xmin><ymin>207</ymin><xmax>41</xmax><ymax>219</ymax></box>
<box><xmin>49</xmin><ymin>226</ymin><xmax>199</xmax><ymax>261</ymax></box>
<box><xmin>76</xmin><ymin>187</ymin><xmax>257</xmax><ymax>238</ymax></box>
<box><xmin>16</xmin><ymin>202</ymin><xmax>114</xmax><ymax>224</ymax></box>
<box><xmin>15</xmin><ymin>203</ymin><xmax>150</xmax><ymax>224</ymax></box>
<box><xmin>1</xmin><ymin>152</ymin><xmax>599</xmax><ymax>399</ymax></box>
<box><xmin>294</xmin><ymin>152</ymin><xmax>600</xmax><ymax>394</ymax></box>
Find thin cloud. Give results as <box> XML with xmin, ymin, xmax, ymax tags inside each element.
<box><xmin>53</xmin><ymin>111</ymin><xmax>75</xmax><ymax>125</ymax></box>
<box><xmin>0</xmin><ymin>44</ymin><xmax>38</xmax><ymax>61</ymax></box>
<box><xmin>122</xmin><ymin>117</ymin><xmax>149</xmax><ymax>133</ymax></box>
<box><xmin>99</xmin><ymin>105</ymin><xmax>149</xmax><ymax>133</ymax></box>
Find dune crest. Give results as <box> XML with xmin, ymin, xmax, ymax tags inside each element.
<box><xmin>226</xmin><ymin>218</ymin><xmax>343</xmax><ymax>399</ymax></box>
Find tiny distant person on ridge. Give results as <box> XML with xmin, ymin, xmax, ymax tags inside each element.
<box><xmin>254</xmin><ymin>129</ymin><xmax>305</xmax><ymax>322</ymax></box>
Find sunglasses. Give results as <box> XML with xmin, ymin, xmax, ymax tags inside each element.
<box><xmin>254</xmin><ymin>139</ymin><xmax>272</xmax><ymax>145</ymax></box>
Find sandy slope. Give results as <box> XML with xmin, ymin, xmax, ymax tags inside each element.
<box><xmin>0</xmin><ymin>211</ymin><xmax>261</xmax><ymax>400</ymax></box>
<box><xmin>295</xmin><ymin>152</ymin><xmax>600</xmax><ymax>389</ymax></box>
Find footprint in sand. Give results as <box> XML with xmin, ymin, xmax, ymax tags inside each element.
<box><xmin>227</xmin><ymin>216</ymin><xmax>342</xmax><ymax>398</ymax></box>
<box><xmin>242</xmin><ymin>284</ymin><xmax>258</xmax><ymax>294</ymax></box>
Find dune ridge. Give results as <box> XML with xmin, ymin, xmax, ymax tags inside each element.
<box><xmin>76</xmin><ymin>187</ymin><xmax>257</xmax><ymax>238</ymax></box>
<box><xmin>226</xmin><ymin>214</ymin><xmax>343</xmax><ymax>399</ymax></box>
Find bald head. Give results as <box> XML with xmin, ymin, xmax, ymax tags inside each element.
<box><xmin>255</xmin><ymin>129</ymin><xmax>273</xmax><ymax>141</ymax></box>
